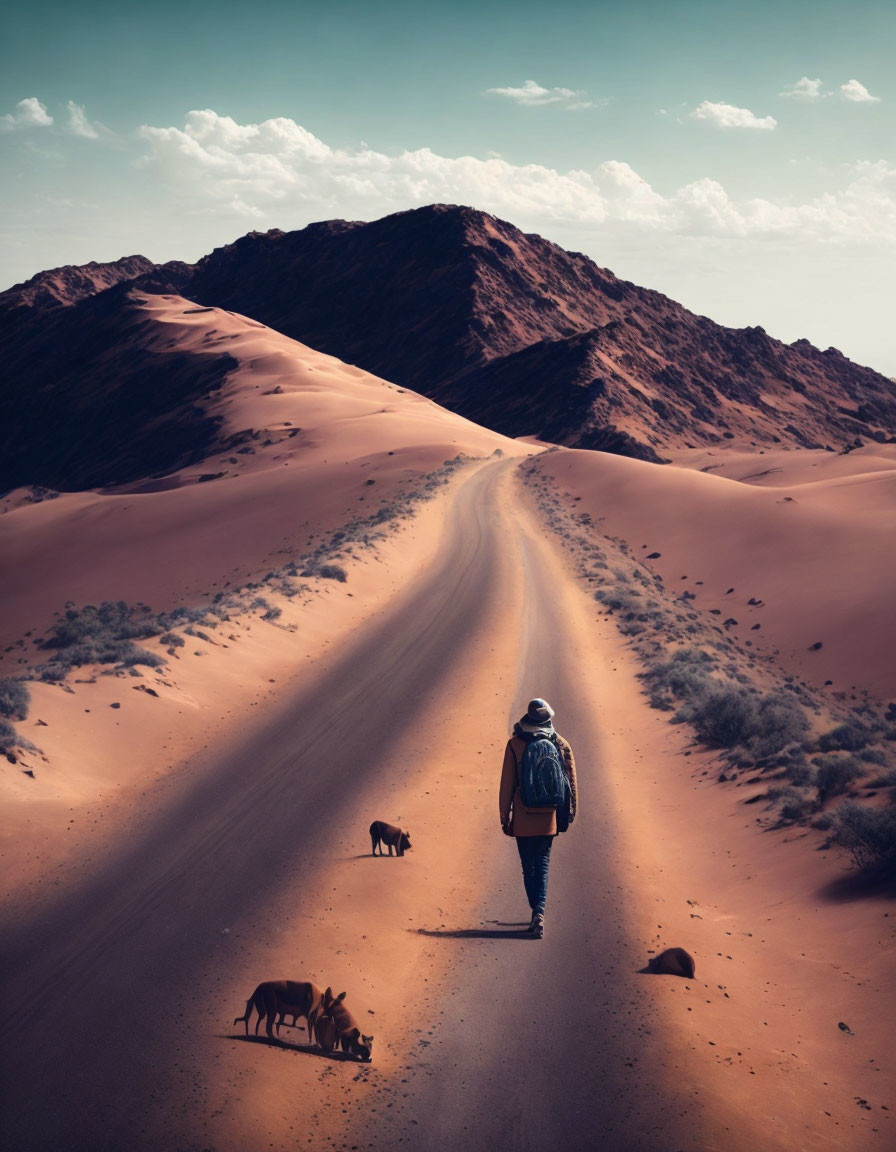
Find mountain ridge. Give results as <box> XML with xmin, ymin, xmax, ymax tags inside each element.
<box><xmin>2</xmin><ymin>204</ymin><xmax>894</xmax><ymax>490</ymax></box>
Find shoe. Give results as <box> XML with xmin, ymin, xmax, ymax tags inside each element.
<box><xmin>532</xmin><ymin>913</ymin><xmax>544</xmax><ymax>939</ymax></box>
<box><xmin>527</xmin><ymin>911</ymin><xmax>538</xmax><ymax>932</ymax></box>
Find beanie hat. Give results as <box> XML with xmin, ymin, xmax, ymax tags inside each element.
<box><xmin>524</xmin><ymin>698</ymin><xmax>555</xmax><ymax>725</ymax></box>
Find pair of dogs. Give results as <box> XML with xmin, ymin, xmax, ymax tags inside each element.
<box><xmin>234</xmin><ymin>980</ymin><xmax>373</xmax><ymax>1062</ymax></box>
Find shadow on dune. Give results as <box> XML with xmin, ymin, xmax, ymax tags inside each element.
<box><xmin>415</xmin><ymin>922</ymin><xmax>531</xmax><ymax>940</ymax></box>
<box><xmin>816</xmin><ymin>866</ymin><xmax>896</xmax><ymax>903</ymax></box>
<box><xmin>223</xmin><ymin>1034</ymin><xmax>360</xmax><ymax>1061</ymax></box>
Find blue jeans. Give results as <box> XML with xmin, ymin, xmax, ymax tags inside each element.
<box><xmin>516</xmin><ymin>835</ymin><xmax>553</xmax><ymax>916</ymax></box>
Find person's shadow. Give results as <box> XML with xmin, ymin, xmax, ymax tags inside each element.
<box><xmin>414</xmin><ymin>920</ymin><xmax>532</xmax><ymax>940</ymax></box>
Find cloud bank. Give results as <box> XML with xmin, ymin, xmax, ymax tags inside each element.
<box><xmin>135</xmin><ymin>110</ymin><xmax>896</xmax><ymax>247</ymax></box>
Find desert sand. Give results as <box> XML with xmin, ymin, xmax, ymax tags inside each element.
<box><xmin>536</xmin><ymin>444</ymin><xmax>896</xmax><ymax>698</ymax></box>
<box><xmin>1</xmin><ymin>304</ymin><xmax>894</xmax><ymax>1151</ymax></box>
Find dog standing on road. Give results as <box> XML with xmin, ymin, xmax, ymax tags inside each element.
<box><xmin>369</xmin><ymin>820</ymin><xmax>411</xmax><ymax>857</ymax></box>
<box><xmin>234</xmin><ymin>980</ymin><xmax>324</xmax><ymax>1041</ymax></box>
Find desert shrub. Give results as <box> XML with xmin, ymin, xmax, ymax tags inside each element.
<box><xmin>159</xmin><ymin>632</ymin><xmax>185</xmax><ymax>648</ymax></box>
<box><xmin>36</xmin><ymin>600</ymin><xmax>167</xmax><ymax>672</ymax></box>
<box><xmin>116</xmin><ymin>643</ymin><xmax>164</xmax><ymax>669</ymax></box>
<box><xmin>784</xmin><ymin>755</ymin><xmax>815</xmax><ymax>787</ymax></box>
<box><xmin>859</xmin><ymin>747</ymin><xmax>887</xmax><ymax>766</ymax></box>
<box><xmin>41</xmin><ymin>600</ymin><xmax>157</xmax><ymax>649</ymax></box>
<box><xmin>0</xmin><ymin>718</ymin><xmax>18</xmax><ymax>751</ymax></box>
<box><xmin>691</xmin><ymin>689</ymin><xmax>808</xmax><ymax>756</ymax></box>
<box><xmin>748</xmin><ymin>696</ymin><xmax>810</xmax><ymax>758</ymax></box>
<box><xmin>813</xmin><ymin>753</ymin><xmax>864</xmax><ymax>802</ymax></box>
<box><xmin>594</xmin><ymin>587</ymin><xmax>641</xmax><ymax>613</ymax></box>
<box><xmin>776</xmin><ymin>787</ymin><xmax>815</xmax><ymax>824</ymax></box>
<box><xmin>639</xmin><ymin>647</ymin><xmax>714</xmax><ymax>711</ymax></box>
<box><xmin>819</xmin><ymin>722</ymin><xmax>870</xmax><ymax>752</ymax></box>
<box><xmin>261</xmin><ymin>605</ymin><xmax>283</xmax><ymax>622</ymax></box>
<box><xmin>0</xmin><ymin>677</ymin><xmax>30</xmax><ymax>721</ymax></box>
<box><xmin>830</xmin><ymin>801</ymin><xmax>896</xmax><ymax>869</ymax></box>
<box><xmin>318</xmin><ymin>564</ymin><xmax>347</xmax><ymax>583</ymax></box>
<box><xmin>692</xmin><ymin>688</ymin><xmax>758</xmax><ymax>748</ymax></box>
<box><xmin>159</xmin><ymin>605</ymin><xmax>209</xmax><ymax>628</ymax></box>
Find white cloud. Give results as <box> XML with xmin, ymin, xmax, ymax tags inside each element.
<box><xmin>840</xmin><ymin>79</ymin><xmax>881</xmax><ymax>104</ymax></box>
<box><xmin>134</xmin><ymin>109</ymin><xmax>896</xmax><ymax>248</ymax></box>
<box><xmin>66</xmin><ymin>101</ymin><xmax>100</xmax><ymax>139</ymax></box>
<box><xmin>691</xmin><ymin>101</ymin><xmax>777</xmax><ymax>130</ymax></box>
<box><xmin>780</xmin><ymin>77</ymin><xmax>825</xmax><ymax>100</ymax></box>
<box><xmin>486</xmin><ymin>79</ymin><xmax>590</xmax><ymax>109</ymax></box>
<box><xmin>1</xmin><ymin>97</ymin><xmax>53</xmax><ymax>131</ymax></box>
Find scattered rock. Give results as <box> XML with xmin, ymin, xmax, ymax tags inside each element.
<box><xmin>809</xmin><ymin>641</ymin><xmax>824</xmax><ymax>651</ymax></box>
<box><xmin>838</xmin><ymin>1021</ymin><xmax>854</xmax><ymax>1035</ymax></box>
<box><xmin>645</xmin><ymin>947</ymin><xmax>696</xmax><ymax>978</ymax></box>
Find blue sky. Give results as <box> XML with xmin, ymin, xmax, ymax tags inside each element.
<box><xmin>2</xmin><ymin>0</ymin><xmax>894</xmax><ymax>372</ymax></box>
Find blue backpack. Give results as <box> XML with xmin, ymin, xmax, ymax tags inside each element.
<box><xmin>518</xmin><ymin>733</ymin><xmax>568</xmax><ymax>809</ymax></box>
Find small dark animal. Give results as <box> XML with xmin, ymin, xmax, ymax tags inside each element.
<box><xmin>647</xmin><ymin>947</ymin><xmax>696</xmax><ymax>979</ymax></box>
<box><xmin>234</xmin><ymin>980</ymin><xmax>324</xmax><ymax>1041</ymax></box>
<box><xmin>322</xmin><ymin>987</ymin><xmax>374</xmax><ymax>1061</ymax></box>
<box><xmin>369</xmin><ymin>820</ymin><xmax>411</xmax><ymax>856</ymax></box>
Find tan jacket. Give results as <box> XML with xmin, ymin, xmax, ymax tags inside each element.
<box><xmin>499</xmin><ymin>731</ymin><xmax>577</xmax><ymax>837</ymax></box>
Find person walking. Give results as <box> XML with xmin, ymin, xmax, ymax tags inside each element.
<box><xmin>499</xmin><ymin>697</ymin><xmax>577</xmax><ymax>939</ymax></box>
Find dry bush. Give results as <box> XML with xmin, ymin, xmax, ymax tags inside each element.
<box><xmin>830</xmin><ymin>802</ymin><xmax>896</xmax><ymax>870</ymax></box>
<box><xmin>813</xmin><ymin>753</ymin><xmax>865</xmax><ymax>802</ymax></box>
<box><xmin>0</xmin><ymin>677</ymin><xmax>30</xmax><ymax>721</ymax></box>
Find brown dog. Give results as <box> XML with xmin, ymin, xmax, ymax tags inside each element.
<box><xmin>647</xmin><ymin>947</ymin><xmax>696</xmax><ymax>979</ymax></box>
<box><xmin>369</xmin><ymin>820</ymin><xmax>411</xmax><ymax>857</ymax></box>
<box><xmin>314</xmin><ymin>1013</ymin><xmax>339</xmax><ymax>1053</ymax></box>
<box><xmin>322</xmin><ymin>987</ymin><xmax>374</xmax><ymax>1061</ymax></box>
<box><xmin>234</xmin><ymin>980</ymin><xmax>324</xmax><ymax>1041</ymax></box>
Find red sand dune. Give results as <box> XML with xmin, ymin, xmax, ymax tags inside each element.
<box><xmin>0</xmin><ymin>293</ymin><xmax>519</xmax><ymax>648</ymax></box>
<box><xmin>532</xmin><ymin>444</ymin><xmax>896</xmax><ymax>698</ymax></box>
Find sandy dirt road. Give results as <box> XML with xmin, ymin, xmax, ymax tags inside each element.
<box><xmin>2</xmin><ymin>460</ymin><xmax>710</xmax><ymax>1151</ymax></box>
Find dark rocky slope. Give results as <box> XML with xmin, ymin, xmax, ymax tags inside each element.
<box><xmin>176</xmin><ymin>205</ymin><xmax>896</xmax><ymax>456</ymax></box>
<box><xmin>2</xmin><ymin>205</ymin><xmax>894</xmax><ymax>492</ymax></box>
